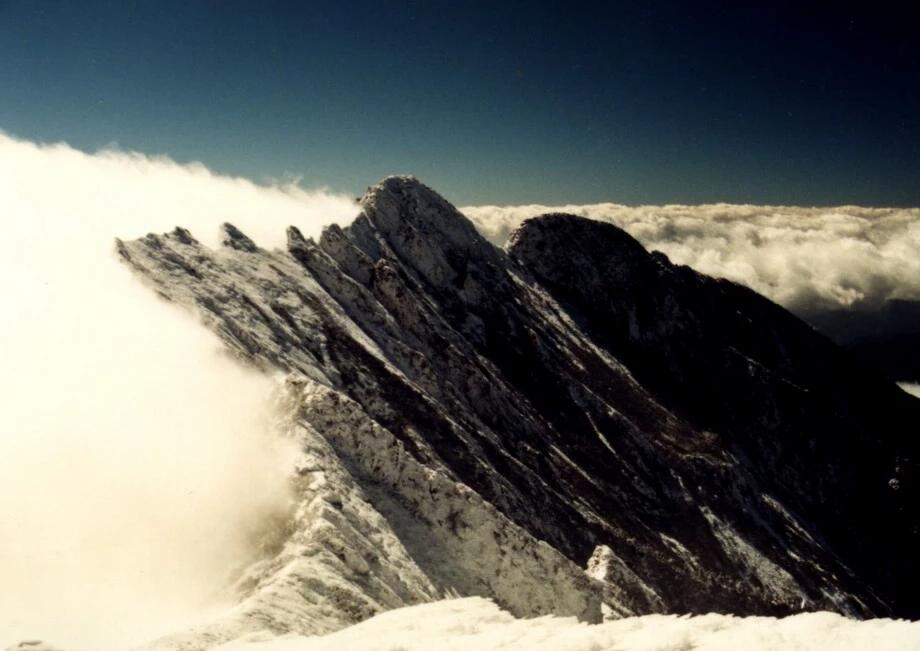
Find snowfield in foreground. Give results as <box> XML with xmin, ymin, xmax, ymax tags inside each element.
<box><xmin>899</xmin><ymin>383</ymin><xmax>920</xmax><ymax>399</ymax></box>
<box><xmin>215</xmin><ymin>597</ymin><xmax>920</xmax><ymax>651</ymax></box>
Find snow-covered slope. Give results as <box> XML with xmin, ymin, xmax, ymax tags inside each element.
<box><xmin>212</xmin><ymin>597</ymin><xmax>920</xmax><ymax>651</ymax></box>
<box><xmin>106</xmin><ymin>176</ymin><xmax>920</xmax><ymax>648</ymax></box>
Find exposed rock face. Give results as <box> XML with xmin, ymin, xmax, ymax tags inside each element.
<box><xmin>116</xmin><ymin>176</ymin><xmax>920</xmax><ymax>645</ymax></box>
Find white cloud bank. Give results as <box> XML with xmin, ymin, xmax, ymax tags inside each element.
<box><xmin>464</xmin><ymin>202</ymin><xmax>920</xmax><ymax>312</ymax></box>
<box><xmin>216</xmin><ymin>596</ymin><xmax>920</xmax><ymax>651</ymax></box>
<box><xmin>0</xmin><ymin>133</ymin><xmax>359</xmax><ymax>650</ymax></box>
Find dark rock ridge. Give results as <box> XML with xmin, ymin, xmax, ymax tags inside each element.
<box><xmin>117</xmin><ymin>176</ymin><xmax>920</xmax><ymax>630</ymax></box>
<box><xmin>802</xmin><ymin>299</ymin><xmax>920</xmax><ymax>382</ymax></box>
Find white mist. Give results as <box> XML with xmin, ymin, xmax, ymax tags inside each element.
<box><xmin>0</xmin><ymin>133</ymin><xmax>356</xmax><ymax>649</ymax></box>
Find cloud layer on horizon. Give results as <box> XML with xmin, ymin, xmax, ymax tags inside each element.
<box><xmin>463</xmin><ymin>202</ymin><xmax>920</xmax><ymax>313</ymax></box>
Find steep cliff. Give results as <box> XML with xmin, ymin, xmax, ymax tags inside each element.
<box><xmin>115</xmin><ymin>176</ymin><xmax>920</xmax><ymax>647</ymax></box>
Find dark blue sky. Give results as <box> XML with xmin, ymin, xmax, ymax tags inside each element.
<box><xmin>1</xmin><ymin>1</ymin><xmax>918</xmax><ymax>205</ymax></box>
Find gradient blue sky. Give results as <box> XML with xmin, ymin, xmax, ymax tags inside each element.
<box><xmin>1</xmin><ymin>1</ymin><xmax>918</xmax><ymax>205</ymax></box>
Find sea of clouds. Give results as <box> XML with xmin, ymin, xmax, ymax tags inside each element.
<box><xmin>0</xmin><ymin>132</ymin><xmax>359</xmax><ymax>649</ymax></box>
<box><xmin>464</xmin><ymin>202</ymin><xmax>920</xmax><ymax>313</ymax></box>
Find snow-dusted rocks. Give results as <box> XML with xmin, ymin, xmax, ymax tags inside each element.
<box><xmin>116</xmin><ymin>176</ymin><xmax>920</xmax><ymax>646</ymax></box>
<box><xmin>212</xmin><ymin>597</ymin><xmax>920</xmax><ymax>651</ymax></box>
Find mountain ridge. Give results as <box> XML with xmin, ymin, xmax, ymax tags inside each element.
<box><xmin>112</xmin><ymin>176</ymin><xmax>919</xmax><ymax>648</ymax></box>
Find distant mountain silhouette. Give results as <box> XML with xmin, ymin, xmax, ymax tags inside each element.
<box><xmin>802</xmin><ymin>299</ymin><xmax>920</xmax><ymax>381</ymax></box>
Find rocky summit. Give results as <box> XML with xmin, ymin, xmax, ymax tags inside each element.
<box><xmin>116</xmin><ymin>176</ymin><xmax>919</xmax><ymax>648</ymax></box>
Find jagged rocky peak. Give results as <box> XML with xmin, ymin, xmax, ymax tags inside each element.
<box><xmin>358</xmin><ymin>176</ymin><xmax>493</xmax><ymax>257</ymax></box>
<box><xmin>221</xmin><ymin>222</ymin><xmax>259</xmax><ymax>252</ymax></box>
<box><xmin>343</xmin><ymin>176</ymin><xmax>508</xmax><ymax>297</ymax></box>
<box><xmin>116</xmin><ymin>175</ymin><xmax>920</xmax><ymax>648</ymax></box>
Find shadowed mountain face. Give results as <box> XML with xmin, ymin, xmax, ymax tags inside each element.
<box><xmin>801</xmin><ymin>300</ymin><xmax>920</xmax><ymax>382</ymax></box>
<box><xmin>117</xmin><ymin>177</ymin><xmax>920</xmax><ymax>634</ymax></box>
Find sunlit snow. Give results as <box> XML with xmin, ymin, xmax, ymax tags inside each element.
<box><xmin>215</xmin><ymin>597</ymin><xmax>920</xmax><ymax>651</ymax></box>
<box><xmin>899</xmin><ymin>383</ymin><xmax>920</xmax><ymax>398</ymax></box>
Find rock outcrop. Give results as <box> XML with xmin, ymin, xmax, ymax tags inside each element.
<box><xmin>116</xmin><ymin>176</ymin><xmax>920</xmax><ymax>647</ymax></box>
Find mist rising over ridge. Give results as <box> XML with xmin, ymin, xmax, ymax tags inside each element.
<box><xmin>0</xmin><ymin>133</ymin><xmax>357</xmax><ymax>649</ymax></box>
